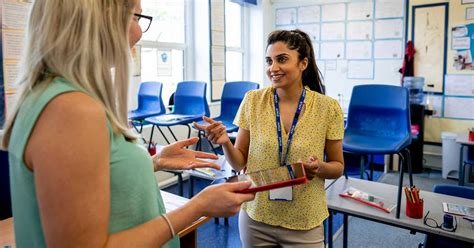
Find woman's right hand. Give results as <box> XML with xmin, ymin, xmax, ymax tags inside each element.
<box><xmin>190</xmin><ymin>181</ymin><xmax>255</xmax><ymax>217</ymax></box>
<box><xmin>193</xmin><ymin>116</ymin><xmax>230</xmax><ymax>145</ymax></box>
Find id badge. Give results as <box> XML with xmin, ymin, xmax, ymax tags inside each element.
<box><xmin>269</xmin><ymin>186</ymin><xmax>292</xmax><ymax>201</ymax></box>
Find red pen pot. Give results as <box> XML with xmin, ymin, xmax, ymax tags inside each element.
<box><xmin>406</xmin><ymin>199</ymin><xmax>423</xmax><ymax>219</ymax></box>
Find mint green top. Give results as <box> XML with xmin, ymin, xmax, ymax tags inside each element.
<box><xmin>8</xmin><ymin>77</ymin><xmax>179</xmax><ymax>247</ymax></box>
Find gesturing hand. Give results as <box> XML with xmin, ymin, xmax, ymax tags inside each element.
<box><xmin>193</xmin><ymin>116</ymin><xmax>230</xmax><ymax>145</ymax></box>
<box><xmin>152</xmin><ymin>137</ymin><xmax>220</xmax><ymax>171</ymax></box>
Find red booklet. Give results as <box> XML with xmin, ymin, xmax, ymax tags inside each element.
<box><xmin>226</xmin><ymin>163</ymin><xmax>307</xmax><ymax>193</ymax></box>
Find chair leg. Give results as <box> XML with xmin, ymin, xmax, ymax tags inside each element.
<box><xmin>369</xmin><ymin>155</ymin><xmax>374</xmax><ymax>181</ymax></box>
<box><xmin>359</xmin><ymin>155</ymin><xmax>366</xmax><ymax>179</ymax></box>
<box><xmin>166</xmin><ymin>126</ymin><xmax>179</xmax><ymax>143</ymax></box>
<box><xmin>404</xmin><ymin>148</ymin><xmax>414</xmax><ymax>187</ymax></box>
<box><xmin>148</xmin><ymin>125</ymin><xmax>155</xmax><ymax>150</ymax></box>
<box><xmin>206</xmin><ymin>139</ymin><xmax>219</xmax><ymax>155</ymax></box>
<box><xmin>396</xmin><ymin>152</ymin><xmax>405</xmax><ymax>219</ymax></box>
<box><xmin>156</xmin><ymin>126</ymin><xmax>171</xmax><ymax>145</ymax></box>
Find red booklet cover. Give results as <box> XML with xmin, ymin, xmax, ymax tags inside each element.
<box><xmin>227</xmin><ymin>163</ymin><xmax>307</xmax><ymax>193</ymax></box>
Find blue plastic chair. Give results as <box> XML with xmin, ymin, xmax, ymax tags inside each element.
<box><xmin>195</xmin><ymin>81</ymin><xmax>259</xmax><ymax>153</ymax></box>
<box><xmin>145</xmin><ymin>81</ymin><xmax>210</xmax><ymax>145</ymax></box>
<box><xmin>343</xmin><ymin>84</ymin><xmax>413</xmax><ymax>219</ymax></box>
<box><xmin>460</xmin><ymin>146</ymin><xmax>474</xmax><ymax>186</ymax></box>
<box><xmin>421</xmin><ymin>185</ymin><xmax>474</xmax><ymax>248</ymax></box>
<box><xmin>128</xmin><ymin>81</ymin><xmax>166</xmax><ymax>133</ymax></box>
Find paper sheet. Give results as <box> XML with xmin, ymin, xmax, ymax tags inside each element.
<box><xmin>374</xmin><ymin>60</ymin><xmax>403</xmax><ymax>85</ymax></box>
<box><xmin>347</xmin><ymin>21</ymin><xmax>373</xmax><ymax>40</ymax></box>
<box><xmin>374</xmin><ymin>40</ymin><xmax>402</xmax><ymax>59</ymax></box>
<box><xmin>375</xmin><ymin>0</ymin><xmax>404</xmax><ymax>18</ymax></box>
<box><xmin>1</xmin><ymin>1</ymin><xmax>31</xmax><ymax>30</ymax></box>
<box><xmin>298</xmin><ymin>5</ymin><xmax>320</xmax><ymax>23</ymax></box>
<box><xmin>347</xmin><ymin>60</ymin><xmax>374</xmax><ymax>79</ymax></box>
<box><xmin>322</xmin><ymin>3</ymin><xmax>346</xmax><ymax>22</ymax></box>
<box><xmin>211</xmin><ymin>31</ymin><xmax>225</xmax><ymax>46</ymax></box>
<box><xmin>452</xmin><ymin>37</ymin><xmax>470</xmax><ymax>50</ymax></box>
<box><xmin>297</xmin><ymin>24</ymin><xmax>320</xmax><ymax>41</ymax></box>
<box><xmin>4</xmin><ymin>62</ymin><xmax>19</xmax><ymax>91</ymax></box>
<box><xmin>346</xmin><ymin>41</ymin><xmax>372</xmax><ymax>59</ymax></box>
<box><xmin>276</xmin><ymin>8</ymin><xmax>297</xmax><ymax>25</ymax></box>
<box><xmin>2</xmin><ymin>31</ymin><xmax>25</xmax><ymax>60</ymax></box>
<box><xmin>375</xmin><ymin>19</ymin><xmax>403</xmax><ymax>39</ymax></box>
<box><xmin>348</xmin><ymin>2</ymin><xmax>374</xmax><ymax>20</ymax></box>
<box><xmin>444</xmin><ymin>97</ymin><xmax>474</xmax><ymax>119</ymax></box>
<box><xmin>212</xmin><ymin>47</ymin><xmax>225</xmax><ymax>64</ymax></box>
<box><xmin>321</xmin><ymin>22</ymin><xmax>345</xmax><ymax>41</ymax></box>
<box><xmin>320</xmin><ymin>42</ymin><xmax>345</xmax><ymax>60</ymax></box>
<box><xmin>445</xmin><ymin>75</ymin><xmax>474</xmax><ymax>96</ymax></box>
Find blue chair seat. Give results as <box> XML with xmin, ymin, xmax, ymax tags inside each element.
<box><xmin>145</xmin><ymin>114</ymin><xmax>202</xmax><ymax>126</ymax></box>
<box><xmin>343</xmin><ymin>134</ymin><xmax>411</xmax><ymax>154</ymax></box>
<box><xmin>129</xmin><ymin>110</ymin><xmax>164</xmax><ymax>120</ymax></box>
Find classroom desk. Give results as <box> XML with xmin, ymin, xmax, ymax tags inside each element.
<box><xmin>457</xmin><ymin>134</ymin><xmax>474</xmax><ymax>186</ymax></box>
<box><xmin>326</xmin><ymin>177</ymin><xmax>474</xmax><ymax>248</ymax></box>
<box><xmin>0</xmin><ymin>191</ymin><xmax>209</xmax><ymax>248</ymax></box>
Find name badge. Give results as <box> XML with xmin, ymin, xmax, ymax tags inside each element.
<box><xmin>269</xmin><ymin>186</ymin><xmax>292</xmax><ymax>201</ymax></box>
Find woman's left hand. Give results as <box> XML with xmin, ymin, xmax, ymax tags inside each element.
<box><xmin>152</xmin><ymin>137</ymin><xmax>221</xmax><ymax>172</ymax></box>
<box><xmin>301</xmin><ymin>156</ymin><xmax>322</xmax><ymax>180</ymax></box>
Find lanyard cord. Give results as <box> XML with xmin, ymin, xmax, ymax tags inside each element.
<box><xmin>274</xmin><ymin>88</ymin><xmax>306</xmax><ymax>166</ymax></box>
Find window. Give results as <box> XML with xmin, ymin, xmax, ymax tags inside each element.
<box><xmin>140</xmin><ymin>0</ymin><xmax>186</xmax><ymax>105</ymax></box>
<box><xmin>225</xmin><ymin>0</ymin><xmax>244</xmax><ymax>81</ymax></box>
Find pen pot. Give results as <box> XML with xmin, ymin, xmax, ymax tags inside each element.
<box><xmin>406</xmin><ymin>199</ymin><xmax>423</xmax><ymax>219</ymax></box>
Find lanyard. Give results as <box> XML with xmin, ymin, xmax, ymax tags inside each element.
<box><xmin>274</xmin><ymin>88</ymin><xmax>306</xmax><ymax>166</ymax></box>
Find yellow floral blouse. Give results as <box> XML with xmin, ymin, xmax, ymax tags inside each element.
<box><xmin>234</xmin><ymin>86</ymin><xmax>344</xmax><ymax>230</ymax></box>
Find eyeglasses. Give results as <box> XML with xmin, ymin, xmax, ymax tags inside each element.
<box><xmin>134</xmin><ymin>13</ymin><xmax>153</xmax><ymax>33</ymax></box>
<box><xmin>423</xmin><ymin>211</ymin><xmax>457</xmax><ymax>232</ymax></box>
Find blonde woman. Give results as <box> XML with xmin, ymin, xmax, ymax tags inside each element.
<box><xmin>2</xmin><ymin>0</ymin><xmax>255</xmax><ymax>247</ymax></box>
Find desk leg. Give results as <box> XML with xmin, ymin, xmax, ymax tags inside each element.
<box><xmin>177</xmin><ymin>173</ymin><xmax>184</xmax><ymax>197</ymax></box>
<box><xmin>459</xmin><ymin>145</ymin><xmax>465</xmax><ymax>186</ymax></box>
<box><xmin>327</xmin><ymin>211</ymin><xmax>333</xmax><ymax>248</ymax></box>
<box><xmin>343</xmin><ymin>214</ymin><xmax>348</xmax><ymax>248</ymax></box>
<box><xmin>180</xmin><ymin>230</ymin><xmax>197</xmax><ymax>248</ymax></box>
<box><xmin>189</xmin><ymin>177</ymin><xmax>194</xmax><ymax>198</ymax></box>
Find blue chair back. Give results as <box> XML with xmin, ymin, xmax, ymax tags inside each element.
<box><xmin>345</xmin><ymin>84</ymin><xmax>412</xmax><ymax>148</ymax></box>
<box><xmin>219</xmin><ymin>81</ymin><xmax>259</xmax><ymax>121</ymax></box>
<box><xmin>0</xmin><ymin>150</ymin><xmax>12</xmax><ymax>220</ymax></box>
<box><xmin>136</xmin><ymin>82</ymin><xmax>166</xmax><ymax>115</ymax></box>
<box><xmin>173</xmin><ymin>81</ymin><xmax>210</xmax><ymax>116</ymax></box>
<box><xmin>433</xmin><ymin>185</ymin><xmax>474</xmax><ymax>199</ymax></box>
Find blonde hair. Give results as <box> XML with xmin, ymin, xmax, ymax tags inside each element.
<box><xmin>2</xmin><ymin>0</ymin><xmax>136</xmax><ymax>149</ymax></box>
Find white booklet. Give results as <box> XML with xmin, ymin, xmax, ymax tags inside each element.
<box><xmin>443</xmin><ymin>202</ymin><xmax>474</xmax><ymax>218</ymax></box>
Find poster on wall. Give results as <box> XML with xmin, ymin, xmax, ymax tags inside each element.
<box><xmin>451</xmin><ymin>24</ymin><xmax>474</xmax><ymax>70</ymax></box>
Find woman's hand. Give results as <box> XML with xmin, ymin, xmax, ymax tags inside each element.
<box><xmin>152</xmin><ymin>137</ymin><xmax>220</xmax><ymax>171</ymax></box>
<box><xmin>301</xmin><ymin>156</ymin><xmax>322</xmax><ymax>180</ymax></box>
<box><xmin>190</xmin><ymin>181</ymin><xmax>256</xmax><ymax>217</ymax></box>
<box><xmin>193</xmin><ymin>116</ymin><xmax>230</xmax><ymax>145</ymax></box>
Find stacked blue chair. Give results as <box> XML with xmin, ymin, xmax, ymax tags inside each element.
<box><xmin>343</xmin><ymin>84</ymin><xmax>413</xmax><ymax>218</ymax></box>
<box><xmin>128</xmin><ymin>81</ymin><xmax>166</xmax><ymax>133</ymax></box>
<box><xmin>422</xmin><ymin>185</ymin><xmax>474</xmax><ymax>248</ymax></box>
<box><xmin>195</xmin><ymin>81</ymin><xmax>259</xmax><ymax>153</ymax></box>
<box><xmin>145</xmin><ymin>81</ymin><xmax>210</xmax><ymax>145</ymax></box>
<box><xmin>460</xmin><ymin>146</ymin><xmax>474</xmax><ymax>186</ymax></box>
